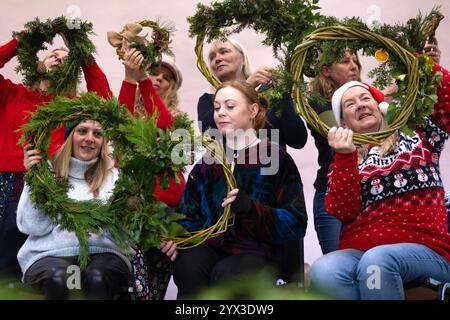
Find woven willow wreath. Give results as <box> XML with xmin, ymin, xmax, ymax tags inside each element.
<box><xmin>107</xmin><ymin>20</ymin><xmax>173</xmax><ymax>69</ymax></box>
<box><xmin>194</xmin><ymin>36</ymin><xmax>222</xmax><ymax>89</ymax></box>
<box><xmin>13</xmin><ymin>16</ymin><xmax>96</xmax><ymax>95</ymax></box>
<box><xmin>188</xmin><ymin>0</ymin><xmax>322</xmax><ymax>102</ymax></box>
<box><xmin>291</xmin><ymin>25</ymin><xmax>421</xmax><ymax>145</ymax></box>
<box><xmin>161</xmin><ymin>137</ymin><xmax>237</xmax><ymax>248</ymax></box>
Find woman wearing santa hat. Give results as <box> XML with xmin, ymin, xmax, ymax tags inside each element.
<box><xmin>308</xmin><ymin>40</ymin><xmax>442</xmax><ymax>256</ymax></box>
<box><xmin>309</xmin><ymin>63</ymin><xmax>450</xmax><ymax>299</ymax></box>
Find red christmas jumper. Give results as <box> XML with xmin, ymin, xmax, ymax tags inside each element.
<box><xmin>0</xmin><ymin>38</ymin><xmax>112</xmax><ymax>172</ymax></box>
<box><xmin>118</xmin><ymin>79</ymin><xmax>185</xmax><ymax>207</ymax></box>
<box><xmin>326</xmin><ymin>64</ymin><xmax>450</xmax><ymax>261</ymax></box>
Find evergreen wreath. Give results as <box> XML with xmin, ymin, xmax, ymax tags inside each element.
<box><xmin>161</xmin><ymin>135</ymin><xmax>237</xmax><ymax>249</ymax></box>
<box><xmin>19</xmin><ymin>92</ymin><xmax>189</xmax><ymax>268</ymax></box>
<box><xmin>293</xmin><ymin>7</ymin><xmax>444</xmax><ymax>144</ymax></box>
<box><xmin>188</xmin><ymin>0</ymin><xmax>322</xmax><ymax>112</ymax></box>
<box><xmin>19</xmin><ymin>93</ymin><xmax>237</xmax><ymax>267</ymax></box>
<box><xmin>13</xmin><ymin>16</ymin><xmax>96</xmax><ymax>95</ymax></box>
<box><xmin>107</xmin><ymin>20</ymin><xmax>174</xmax><ymax>70</ymax></box>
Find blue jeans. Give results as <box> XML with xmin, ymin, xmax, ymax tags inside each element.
<box><xmin>310</xmin><ymin>243</ymin><xmax>450</xmax><ymax>300</ymax></box>
<box><xmin>313</xmin><ymin>191</ymin><xmax>342</xmax><ymax>254</ymax></box>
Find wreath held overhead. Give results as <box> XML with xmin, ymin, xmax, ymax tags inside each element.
<box><xmin>13</xmin><ymin>16</ymin><xmax>96</xmax><ymax>95</ymax></box>
<box><xmin>107</xmin><ymin>20</ymin><xmax>174</xmax><ymax>69</ymax></box>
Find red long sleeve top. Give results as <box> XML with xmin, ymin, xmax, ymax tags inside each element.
<box><xmin>0</xmin><ymin>38</ymin><xmax>112</xmax><ymax>172</ymax></box>
<box><xmin>118</xmin><ymin>79</ymin><xmax>185</xmax><ymax>207</ymax></box>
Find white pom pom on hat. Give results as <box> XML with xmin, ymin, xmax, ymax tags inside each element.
<box><xmin>153</xmin><ymin>55</ymin><xmax>183</xmax><ymax>89</ymax></box>
<box><xmin>331</xmin><ymin>81</ymin><xmax>389</xmax><ymax>126</ymax></box>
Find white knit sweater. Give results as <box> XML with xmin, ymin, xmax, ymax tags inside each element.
<box><xmin>17</xmin><ymin>157</ymin><xmax>131</xmax><ymax>279</ymax></box>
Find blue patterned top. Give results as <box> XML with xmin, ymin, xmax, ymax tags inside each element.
<box><xmin>177</xmin><ymin>139</ymin><xmax>307</xmax><ymax>257</ymax></box>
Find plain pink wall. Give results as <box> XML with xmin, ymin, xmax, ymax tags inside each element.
<box><xmin>1</xmin><ymin>1</ymin><xmax>449</xmax><ymax>285</ymax></box>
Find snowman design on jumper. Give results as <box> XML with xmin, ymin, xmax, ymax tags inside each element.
<box><xmin>393</xmin><ymin>171</ymin><xmax>408</xmax><ymax>189</ymax></box>
<box><xmin>415</xmin><ymin>167</ymin><xmax>428</xmax><ymax>183</ymax></box>
<box><xmin>370</xmin><ymin>177</ymin><xmax>384</xmax><ymax>196</ymax></box>
<box><xmin>429</xmin><ymin>165</ymin><xmax>439</xmax><ymax>181</ymax></box>
<box><xmin>428</xmin><ymin>131</ymin><xmax>441</xmax><ymax>147</ymax></box>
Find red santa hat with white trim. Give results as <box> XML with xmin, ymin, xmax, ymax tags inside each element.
<box><xmin>331</xmin><ymin>81</ymin><xmax>389</xmax><ymax>126</ymax></box>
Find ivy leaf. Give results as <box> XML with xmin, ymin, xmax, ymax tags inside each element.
<box><xmin>167</xmin><ymin>222</ymin><xmax>187</xmax><ymax>237</ymax></box>
<box><xmin>159</xmin><ymin>175</ymin><xmax>169</xmax><ymax>190</ymax></box>
<box><xmin>385</xmin><ymin>104</ymin><xmax>397</xmax><ymax>125</ymax></box>
<box><xmin>399</xmin><ymin>125</ymin><xmax>415</xmax><ymax>137</ymax></box>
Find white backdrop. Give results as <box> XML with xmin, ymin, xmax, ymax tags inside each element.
<box><xmin>1</xmin><ymin>0</ymin><xmax>449</xmax><ymax>298</ymax></box>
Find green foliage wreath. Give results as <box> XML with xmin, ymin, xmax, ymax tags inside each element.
<box><xmin>19</xmin><ymin>92</ymin><xmax>188</xmax><ymax>268</ymax></box>
<box><xmin>107</xmin><ymin>19</ymin><xmax>174</xmax><ymax>70</ymax></box>
<box><xmin>293</xmin><ymin>7</ymin><xmax>444</xmax><ymax>143</ymax></box>
<box><xmin>13</xmin><ymin>16</ymin><xmax>96</xmax><ymax>95</ymax></box>
<box><xmin>188</xmin><ymin>0</ymin><xmax>323</xmax><ymax>111</ymax></box>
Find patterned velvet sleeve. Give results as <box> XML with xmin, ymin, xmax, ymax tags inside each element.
<box><xmin>239</xmin><ymin>152</ymin><xmax>308</xmax><ymax>245</ymax></box>
<box><xmin>176</xmin><ymin>165</ymin><xmax>204</xmax><ymax>232</ymax></box>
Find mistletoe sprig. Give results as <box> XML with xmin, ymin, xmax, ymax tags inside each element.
<box><xmin>19</xmin><ymin>92</ymin><xmax>190</xmax><ymax>268</ymax></box>
<box><xmin>13</xmin><ymin>16</ymin><xmax>96</xmax><ymax>95</ymax></box>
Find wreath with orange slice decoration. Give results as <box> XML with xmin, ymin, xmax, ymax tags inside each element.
<box><xmin>290</xmin><ymin>7</ymin><xmax>444</xmax><ymax>144</ymax></box>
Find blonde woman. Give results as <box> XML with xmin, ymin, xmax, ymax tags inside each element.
<box><xmin>0</xmin><ymin>29</ymin><xmax>112</xmax><ymax>280</ymax></box>
<box><xmin>197</xmin><ymin>38</ymin><xmax>307</xmax><ymax>149</ymax></box>
<box><xmin>17</xmin><ymin>121</ymin><xmax>131</xmax><ymax>300</ymax></box>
